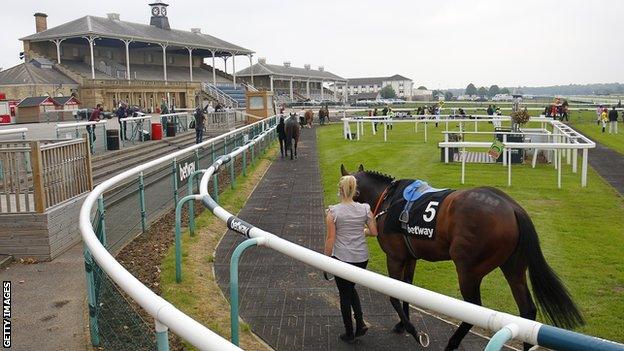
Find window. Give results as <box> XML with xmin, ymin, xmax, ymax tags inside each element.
<box><xmin>168</xmin><ymin>55</ymin><xmax>174</xmax><ymax>64</ymax></box>
<box><xmin>147</xmin><ymin>53</ymin><xmax>154</xmax><ymax>63</ymax></box>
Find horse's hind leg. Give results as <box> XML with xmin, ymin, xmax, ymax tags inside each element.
<box><xmin>393</xmin><ymin>259</ymin><xmax>417</xmax><ymax>334</ymax></box>
<box><xmin>294</xmin><ymin>139</ymin><xmax>298</xmax><ymax>159</ymax></box>
<box><xmin>501</xmin><ymin>263</ymin><xmax>537</xmax><ymax>351</ymax></box>
<box><xmin>445</xmin><ymin>270</ymin><xmax>483</xmax><ymax>351</ymax></box>
<box><xmin>387</xmin><ymin>257</ymin><xmax>420</xmax><ymax>341</ymax></box>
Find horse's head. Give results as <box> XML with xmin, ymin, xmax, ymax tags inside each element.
<box><xmin>340</xmin><ymin>164</ymin><xmax>393</xmax><ymax>208</ymax></box>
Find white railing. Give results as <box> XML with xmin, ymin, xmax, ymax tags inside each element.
<box><xmin>202</xmin><ymin>83</ymin><xmax>239</xmax><ymax>109</ymax></box>
<box><xmin>0</xmin><ymin>127</ymin><xmax>27</xmax><ymax>140</ymax></box>
<box><xmin>79</xmin><ymin>116</ymin><xmax>278</xmax><ymax>351</ymax></box>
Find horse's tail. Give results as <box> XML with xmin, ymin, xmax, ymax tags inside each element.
<box><xmin>514</xmin><ymin>206</ymin><xmax>585</xmax><ymax>329</ymax></box>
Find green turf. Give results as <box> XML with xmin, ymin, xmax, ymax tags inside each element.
<box><xmin>567</xmin><ymin>110</ymin><xmax>624</xmax><ymax>155</ymax></box>
<box><xmin>316</xmin><ymin>122</ymin><xmax>624</xmax><ymax>342</ymax></box>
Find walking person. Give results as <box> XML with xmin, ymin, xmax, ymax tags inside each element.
<box><xmin>324</xmin><ymin>175</ymin><xmax>378</xmax><ymax>344</ymax></box>
<box><xmin>116</xmin><ymin>102</ymin><xmax>128</xmax><ymax>140</ymax></box>
<box><xmin>87</xmin><ymin>104</ymin><xmax>102</xmax><ymax>144</ymax></box>
<box><xmin>193</xmin><ymin>105</ymin><xmax>206</xmax><ymax>144</ymax></box>
<box><xmin>601</xmin><ymin>108</ymin><xmax>608</xmax><ymax>133</ymax></box>
<box><xmin>277</xmin><ymin>116</ymin><xmax>286</xmax><ymax>157</ymax></box>
<box><xmin>608</xmin><ymin>106</ymin><xmax>619</xmax><ymax>134</ymax></box>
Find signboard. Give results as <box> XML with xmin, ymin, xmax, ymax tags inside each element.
<box><xmin>177</xmin><ymin>156</ymin><xmax>196</xmax><ymax>186</ymax></box>
<box><xmin>488</xmin><ymin>139</ymin><xmax>504</xmax><ymax>159</ymax></box>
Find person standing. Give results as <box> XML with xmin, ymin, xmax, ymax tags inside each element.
<box><xmin>193</xmin><ymin>106</ymin><xmax>206</xmax><ymax>144</ymax></box>
<box><xmin>596</xmin><ymin>105</ymin><xmax>603</xmax><ymax>125</ymax></box>
<box><xmin>277</xmin><ymin>116</ymin><xmax>286</xmax><ymax>157</ymax></box>
<box><xmin>324</xmin><ymin>175</ymin><xmax>378</xmax><ymax>344</ymax></box>
<box><xmin>601</xmin><ymin>108</ymin><xmax>608</xmax><ymax>133</ymax></box>
<box><xmin>87</xmin><ymin>104</ymin><xmax>102</xmax><ymax>144</ymax></box>
<box><xmin>116</xmin><ymin>102</ymin><xmax>128</xmax><ymax>140</ymax></box>
<box><xmin>608</xmin><ymin>106</ymin><xmax>619</xmax><ymax>134</ymax></box>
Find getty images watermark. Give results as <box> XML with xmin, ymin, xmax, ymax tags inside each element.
<box><xmin>2</xmin><ymin>281</ymin><xmax>10</xmax><ymax>348</ymax></box>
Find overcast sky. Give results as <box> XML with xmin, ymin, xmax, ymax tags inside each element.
<box><xmin>1</xmin><ymin>0</ymin><xmax>622</xmax><ymax>89</ymax></box>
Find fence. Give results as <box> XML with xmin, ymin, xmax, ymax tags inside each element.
<box><xmin>56</xmin><ymin>120</ymin><xmax>108</xmax><ymax>155</ymax></box>
<box><xmin>0</xmin><ymin>137</ymin><xmax>92</xmax><ymax>214</ymax></box>
<box><xmin>0</xmin><ymin>128</ymin><xmax>27</xmax><ymax>140</ymax></box>
<box><xmin>79</xmin><ymin>115</ymin><xmax>278</xmax><ymax>350</ymax></box>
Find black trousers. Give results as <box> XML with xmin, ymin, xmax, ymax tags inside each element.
<box><xmin>333</xmin><ymin>258</ymin><xmax>368</xmax><ymax>334</ymax></box>
<box><xmin>278</xmin><ymin>135</ymin><xmax>286</xmax><ymax>156</ymax></box>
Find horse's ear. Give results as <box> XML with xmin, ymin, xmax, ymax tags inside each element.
<box><xmin>340</xmin><ymin>164</ymin><xmax>349</xmax><ymax>176</ymax></box>
<box><xmin>358</xmin><ymin>164</ymin><xmax>364</xmax><ymax>172</ymax></box>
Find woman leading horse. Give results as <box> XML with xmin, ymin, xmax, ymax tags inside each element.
<box><xmin>340</xmin><ymin>164</ymin><xmax>584</xmax><ymax>351</ymax></box>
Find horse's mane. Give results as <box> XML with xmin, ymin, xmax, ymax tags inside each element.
<box><xmin>362</xmin><ymin>170</ymin><xmax>395</xmax><ymax>183</ymax></box>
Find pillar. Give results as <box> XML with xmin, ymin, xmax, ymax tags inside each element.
<box><xmin>210</xmin><ymin>50</ymin><xmax>217</xmax><ymax>86</ymax></box>
<box><xmin>86</xmin><ymin>36</ymin><xmax>96</xmax><ymax>79</ymax></box>
<box><xmin>186</xmin><ymin>47</ymin><xmax>194</xmax><ymax>81</ymax></box>
<box><xmin>270</xmin><ymin>75</ymin><xmax>274</xmax><ymax>92</ymax></box>
<box><xmin>289</xmin><ymin>77</ymin><xmax>294</xmax><ymax>101</ymax></box>
<box><xmin>306</xmin><ymin>79</ymin><xmax>310</xmax><ymax>99</ymax></box>
<box><xmin>222</xmin><ymin>56</ymin><xmax>228</xmax><ymax>74</ymax></box>
<box><xmin>231</xmin><ymin>52</ymin><xmax>236</xmax><ymax>84</ymax></box>
<box><xmin>122</xmin><ymin>39</ymin><xmax>132</xmax><ymax>80</ymax></box>
<box><xmin>160</xmin><ymin>43</ymin><xmax>169</xmax><ymax>82</ymax></box>
<box><xmin>320</xmin><ymin>80</ymin><xmax>324</xmax><ymax>101</ymax></box>
<box><xmin>52</xmin><ymin>39</ymin><xmax>64</xmax><ymax>64</ymax></box>
<box><xmin>333</xmin><ymin>81</ymin><xmax>337</xmax><ymax>101</ymax></box>
<box><xmin>248</xmin><ymin>54</ymin><xmax>254</xmax><ymax>86</ymax></box>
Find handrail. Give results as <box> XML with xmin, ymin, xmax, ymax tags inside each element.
<box><xmin>79</xmin><ymin>115</ymin><xmax>277</xmax><ymax>350</ymax></box>
<box><xmin>120</xmin><ymin>115</ymin><xmax>153</xmax><ymax>122</ymax></box>
<box><xmin>40</xmin><ymin>138</ymin><xmax>85</xmax><ymax>150</ymax></box>
<box><xmin>0</xmin><ymin>127</ymin><xmax>28</xmax><ymax>136</ymax></box>
<box><xmin>56</xmin><ymin>120</ymin><xmax>108</xmax><ymax>129</ymax></box>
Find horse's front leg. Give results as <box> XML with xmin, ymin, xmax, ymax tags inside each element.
<box><xmin>393</xmin><ymin>259</ymin><xmax>417</xmax><ymax>333</ymax></box>
<box><xmin>387</xmin><ymin>257</ymin><xmax>420</xmax><ymax>342</ymax></box>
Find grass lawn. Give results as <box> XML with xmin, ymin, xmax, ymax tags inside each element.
<box><xmin>568</xmin><ymin>110</ymin><xmax>624</xmax><ymax>155</ymax></box>
<box><xmin>316</xmin><ymin>122</ymin><xmax>624</xmax><ymax>342</ymax></box>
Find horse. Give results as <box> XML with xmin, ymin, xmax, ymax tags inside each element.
<box><xmin>284</xmin><ymin>113</ymin><xmax>301</xmax><ymax>159</ymax></box>
<box><xmin>341</xmin><ymin>164</ymin><xmax>584</xmax><ymax>351</ymax></box>
<box><xmin>319</xmin><ymin>106</ymin><xmax>329</xmax><ymax>125</ymax></box>
<box><xmin>304</xmin><ymin>109</ymin><xmax>314</xmax><ymax>128</ymax></box>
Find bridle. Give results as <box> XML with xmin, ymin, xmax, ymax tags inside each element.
<box><xmin>372</xmin><ymin>181</ymin><xmax>396</xmax><ymax>218</ymax></box>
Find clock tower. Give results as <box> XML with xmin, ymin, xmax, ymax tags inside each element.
<box><xmin>149</xmin><ymin>2</ymin><xmax>170</xmax><ymax>30</ymax></box>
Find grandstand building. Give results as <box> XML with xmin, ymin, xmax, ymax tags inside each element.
<box><xmin>338</xmin><ymin>74</ymin><xmax>414</xmax><ymax>100</ymax></box>
<box><xmin>236</xmin><ymin>59</ymin><xmax>347</xmax><ymax>104</ymax></box>
<box><xmin>0</xmin><ymin>3</ymin><xmax>255</xmax><ymax>111</ymax></box>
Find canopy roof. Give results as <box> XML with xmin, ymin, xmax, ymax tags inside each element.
<box><xmin>237</xmin><ymin>62</ymin><xmax>345</xmax><ymax>82</ymax></box>
<box><xmin>347</xmin><ymin>74</ymin><xmax>412</xmax><ymax>86</ymax></box>
<box><xmin>0</xmin><ymin>59</ymin><xmax>77</xmax><ymax>86</ymax></box>
<box><xmin>20</xmin><ymin>15</ymin><xmax>253</xmax><ymax>56</ymax></box>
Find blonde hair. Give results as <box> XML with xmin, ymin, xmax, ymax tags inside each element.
<box><xmin>339</xmin><ymin>175</ymin><xmax>357</xmax><ymax>202</ymax></box>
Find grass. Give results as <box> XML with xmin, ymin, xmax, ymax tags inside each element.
<box><xmin>159</xmin><ymin>145</ymin><xmax>277</xmax><ymax>351</ymax></box>
<box><xmin>567</xmin><ymin>110</ymin><xmax>624</xmax><ymax>155</ymax></box>
<box><xmin>316</xmin><ymin>122</ymin><xmax>624</xmax><ymax>342</ymax></box>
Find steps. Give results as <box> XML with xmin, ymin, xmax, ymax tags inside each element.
<box><xmin>216</xmin><ymin>84</ymin><xmax>247</xmax><ymax>108</ymax></box>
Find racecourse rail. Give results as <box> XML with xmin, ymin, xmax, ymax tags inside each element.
<box><xmin>80</xmin><ymin>114</ymin><xmax>624</xmax><ymax>350</ymax></box>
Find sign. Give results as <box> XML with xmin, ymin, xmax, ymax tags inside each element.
<box><xmin>488</xmin><ymin>139</ymin><xmax>504</xmax><ymax>159</ymax></box>
<box><xmin>177</xmin><ymin>156</ymin><xmax>196</xmax><ymax>186</ymax></box>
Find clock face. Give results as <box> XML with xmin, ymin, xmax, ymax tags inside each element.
<box><xmin>161</xmin><ymin>7</ymin><xmax>167</xmax><ymax>16</ymax></box>
<box><xmin>151</xmin><ymin>6</ymin><xmax>160</xmax><ymax>16</ymax></box>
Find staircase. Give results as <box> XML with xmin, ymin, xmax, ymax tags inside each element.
<box><xmin>202</xmin><ymin>83</ymin><xmax>247</xmax><ymax>109</ymax></box>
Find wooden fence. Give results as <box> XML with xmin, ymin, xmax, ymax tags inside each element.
<box><xmin>0</xmin><ymin>137</ymin><xmax>92</xmax><ymax>214</ymax></box>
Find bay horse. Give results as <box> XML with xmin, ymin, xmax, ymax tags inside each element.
<box><xmin>284</xmin><ymin>113</ymin><xmax>301</xmax><ymax>159</ymax></box>
<box><xmin>304</xmin><ymin>109</ymin><xmax>314</xmax><ymax>128</ymax></box>
<box><xmin>319</xmin><ymin>106</ymin><xmax>329</xmax><ymax>125</ymax></box>
<box><xmin>341</xmin><ymin>164</ymin><xmax>584</xmax><ymax>351</ymax></box>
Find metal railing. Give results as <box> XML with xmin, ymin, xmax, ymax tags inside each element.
<box><xmin>202</xmin><ymin>83</ymin><xmax>240</xmax><ymax>108</ymax></box>
<box><xmin>56</xmin><ymin>120</ymin><xmax>108</xmax><ymax>154</ymax></box>
<box><xmin>0</xmin><ymin>128</ymin><xmax>27</xmax><ymax>140</ymax></box>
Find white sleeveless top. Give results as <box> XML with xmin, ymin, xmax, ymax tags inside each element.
<box><xmin>327</xmin><ymin>202</ymin><xmax>372</xmax><ymax>263</ymax></box>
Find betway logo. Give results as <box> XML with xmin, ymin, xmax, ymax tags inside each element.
<box><xmin>178</xmin><ymin>162</ymin><xmax>196</xmax><ymax>183</ymax></box>
<box><xmin>406</xmin><ymin>225</ymin><xmax>434</xmax><ymax>238</ymax></box>
<box><xmin>228</xmin><ymin>217</ymin><xmax>251</xmax><ymax>237</ymax></box>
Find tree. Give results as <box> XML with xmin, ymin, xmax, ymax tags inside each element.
<box><xmin>444</xmin><ymin>91</ymin><xmax>454</xmax><ymax>100</ymax></box>
<box><xmin>465</xmin><ymin>83</ymin><xmax>477</xmax><ymax>96</ymax></box>
<box><xmin>488</xmin><ymin>85</ymin><xmax>500</xmax><ymax>98</ymax></box>
<box><xmin>417</xmin><ymin>86</ymin><xmax>428</xmax><ymax>90</ymax></box>
<box><xmin>477</xmin><ymin>86</ymin><xmax>488</xmax><ymax>97</ymax></box>
<box><xmin>380</xmin><ymin>85</ymin><xmax>397</xmax><ymax>99</ymax></box>
<box><xmin>500</xmin><ymin>87</ymin><xmax>511</xmax><ymax>95</ymax></box>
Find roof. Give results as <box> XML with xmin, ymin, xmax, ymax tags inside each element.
<box><xmin>53</xmin><ymin>96</ymin><xmax>81</xmax><ymax>105</ymax></box>
<box><xmin>20</xmin><ymin>15</ymin><xmax>252</xmax><ymax>55</ymax></box>
<box><xmin>236</xmin><ymin>62</ymin><xmax>345</xmax><ymax>81</ymax></box>
<box><xmin>347</xmin><ymin>74</ymin><xmax>412</xmax><ymax>86</ymax></box>
<box><xmin>17</xmin><ymin>96</ymin><xmax>59</xmax><ymax>107</ymax></box>
<box><xmin>0</xmin><ymin>59</ymin><xmax>78</xmax><ymax>86</ymax></box>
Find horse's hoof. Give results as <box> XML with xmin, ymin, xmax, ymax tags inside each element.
<box><xmin>392</xmin><ymin>322</ymin><xmax>405</xmax><ymax>334</ymax></box>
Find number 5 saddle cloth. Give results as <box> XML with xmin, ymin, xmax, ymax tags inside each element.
<box><xmin>383</xmin><ymin>179</ymin><xmax>455</xmax><ymax>240</ymax></box>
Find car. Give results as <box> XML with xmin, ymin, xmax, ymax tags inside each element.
<box><xmin>76</xmin><ymin>108</ymin><xmax>114</xmax><ymax>120</ymax></box>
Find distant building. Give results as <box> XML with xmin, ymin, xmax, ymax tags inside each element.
<box><xmin>338</xmin><ymin>74</ymin><xmax>414</xmax><ymax>100</ymax></box>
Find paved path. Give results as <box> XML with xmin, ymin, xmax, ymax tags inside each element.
<box><xmin>586</xmin><ymin>141</ymin><xmax>624</xmax><ymax>195</ymax></box>
<box><xmin>215</xmin><ymin>127</ymin><xmax>509</xmax><ymax>350</ymax></box>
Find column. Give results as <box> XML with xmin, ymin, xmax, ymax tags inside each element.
<box><xmin>210</xmin><ymin>50</ymin><xmax>217</xmax><ymax>86</ymax></box>
<box><xmin>222</xmin><ymin>56</ymin><xmax>228</xmax><ymax>74</ymax></box>
<box><xmin>248</xmin><ymin>54</ymin><xmax>254</xmax><ymax>86</ymax></box>
<box><xmin>84</xmin><ymin>36</ymin><xmax>97</xmax><ymax>79</ymax></box>
<box><xmin>270</xmin><ymin>75</ymin><xmax>274</xmax><ymax>92</ymax></box>
<box><xmin>231</xmin><ymin>52</ymin><xmax>236</xmax><ymax>84</ymax></box>
<box><xmin>186</xmin><ymin>47</ymin><xmax>194</xmax><ymax>81</ymax></box>
<box><xmin>333</xmin><ymin>81</ymin><xmax>337</xmax><ymax>101</ymax></box>
<box><xmin>122</xmin><ymin>39</ymin><xmax>132</xmax><ymax>80</ymax></box>
<box><xmin>289</xmin><ymin>77</ymin><xmax>294</xmax><ymax>101</ymax></box>
<box><xmin>306</xmin><ymin>79</ymin><xmax>310</xmax><ymax>99</ymax></box>
<box><xmin>320</xmin><ymin>80</ymin><xmax>324</xmax><ymax>101</ymax></box>
<box><xmin>52</xmin><ymin>39</ymin><xmax>64</xmax><ymax>64</ymax></box>
<box><xmin>160</xmin><ymin>43</ymin><xmax>169</xmax><ymax>82</ymax></box>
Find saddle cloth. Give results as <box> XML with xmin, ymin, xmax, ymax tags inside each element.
<box><xmin>384</xmin><ymin>180</ymin><xmax>454</xmax><ymax>240</ymax></box>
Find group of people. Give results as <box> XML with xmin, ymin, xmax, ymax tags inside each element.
<box><xmin>597</xmin><ymin>106</ymin><xmax>620</xmax><ymax>134</ymax></box>
<box><xmin>543</xmin><ymin>101</ymin><xmax>570</xmax><ymax>121</ymax></box>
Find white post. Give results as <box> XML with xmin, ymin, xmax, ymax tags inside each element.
<box><xmin>461</xmin><ymin>147</ymin><xmax>466</xmax><ymax>184</ymax></box>
<box><xmin>270</xmin><ymin>75</ymin><xmax>274</xmax><ymax>92</ymax></box>
<box><xmin>581</xmin><ymin>148</ymin><xmax>588</xmax><ymax>187</ymax></box>
<box><xmin>371</xmin><ymin>121</ymin><xmax>376</xmax><ymax>135</ymax></box>
<box><xmin>289</xmin><ymin>77</ymin><xmax>294</xmax><ymax>101</ymax></box>
<box><xmin>357</xmin><ymin>122</ymin><xmax>360</xmax><ymax>141</ymax></box>
<box><xmin>222</xmin><ymin>56</ymin><xmax>228</xmax><ymax>74</ymax></box>
<box><xmin>424</xmin><ymin>121</ymin><xmax>428</xmax><ymax>142</ymax></box>
<box><xmin>508</xmin><ymin>147</ymin><xmax>512</xmax><ymax>186</ymax></box>
<box><xmin>211</xmin><ymin>50</ymin><xmax>217</xmax><ymax>86</ymax></box>
<box><xmin>160</xmin><ymin>43</ymin><xmax>168</xmax><ymax>82</ymax></box>
<box><xmin>444</xmin><ymin>133</ymin><xmax>449</xmax><ymax>163</ymax></box>
<box><xmin>248</xmin><ymin>54</ymin><xmax>254</xmax><ymax>86</ymax></box>
<box><xmin>53</xmin><ymin>39</ymin><xmax>63</xmax><ymax>64</ymax></box>
<box><xmin>123</xmin><ymin>39</ymin><xmax>132</xmax><ymax>80</ymax></box>
<box><xmin>572</xmin><ymin>148</ymin><xmax>578</xmax><ymax>173</ymax></box>
<box><xmin>187</xmin><ymin>47</ymin><xmax>193</xmax><ymax>82</ymax></box>
<box><xmin>306</xmin><ymin>79</ymin><xmax>310</xmax><ymax>99</ymax></box>
<box><xmin>384</xmin><ymin>122</ymin><xmax>387</xmax><ymax>142</ymax></box>
<box><xmin>321</xmin><ymin>80</ymin><xmax>324</xmax><ymax>101</ymax></box>
<box><xmin>333</xmin><ymin>81</ymin><xmax>337</xmax><ymax>101</ymax></box>
<box><xmin>566</xmin><ymin>147</ymin><xmax>571</xmax><ymax>165</ymax></box>
<box><xmin>503</xmin><ymin>134</ymin><xmax>507</xmax><ymax>166</ymax></box>
<box><xmin>86</xmin><ymin>36</ymin><xmax>96</xmax><ymax>79</ymax></box>
<box><xmin>557</xmin><ymin>147</ymin><xmax>562</xmax><ymax>189</ymax></box>
<box><xmin>474</xmin><ymin>120</ymin><xmax>477</xmax><ymax>132</ymax></box>
<box><xmin>231</xmin><ymin>52</ymin><xmax>236</xmax><ymax>84</ymax></box>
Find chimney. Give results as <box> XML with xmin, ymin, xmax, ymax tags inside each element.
<box><xmin>304</xmin><ymin>64</ymin><xmax>311</xmax><ymax>70</ymax></box>
<box><xmin>258</xmin><ymin>57</ymin><xmax>266</xmax><ymax>64</ymax></box>
<box><xmin>283</xmin><ymin>61</ymin><xmax>291</xmax><ymax>68</ymax></box>
<box><xmin>318</xmin><ymin>66</ymin><xmax>324</xmax><ymax>72</ymax></box>
<box><xmin>191</xmin><ymin>28</ymin><xmax>201</xmax><ymax>34</ymax></box>
<box><xmin>149</xmin><ymin>2</ymin><xmax>170</xmax><ymax>30</ymax></box>
<box><xmin>34</xmin><ymin>13</ymin><xmax>48</xmax><ymax>33</ymax></box>
<box><xmin>107</xmin><ymin>13</ymin><xmax>120</xmax><ymax>21</ymax></box>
